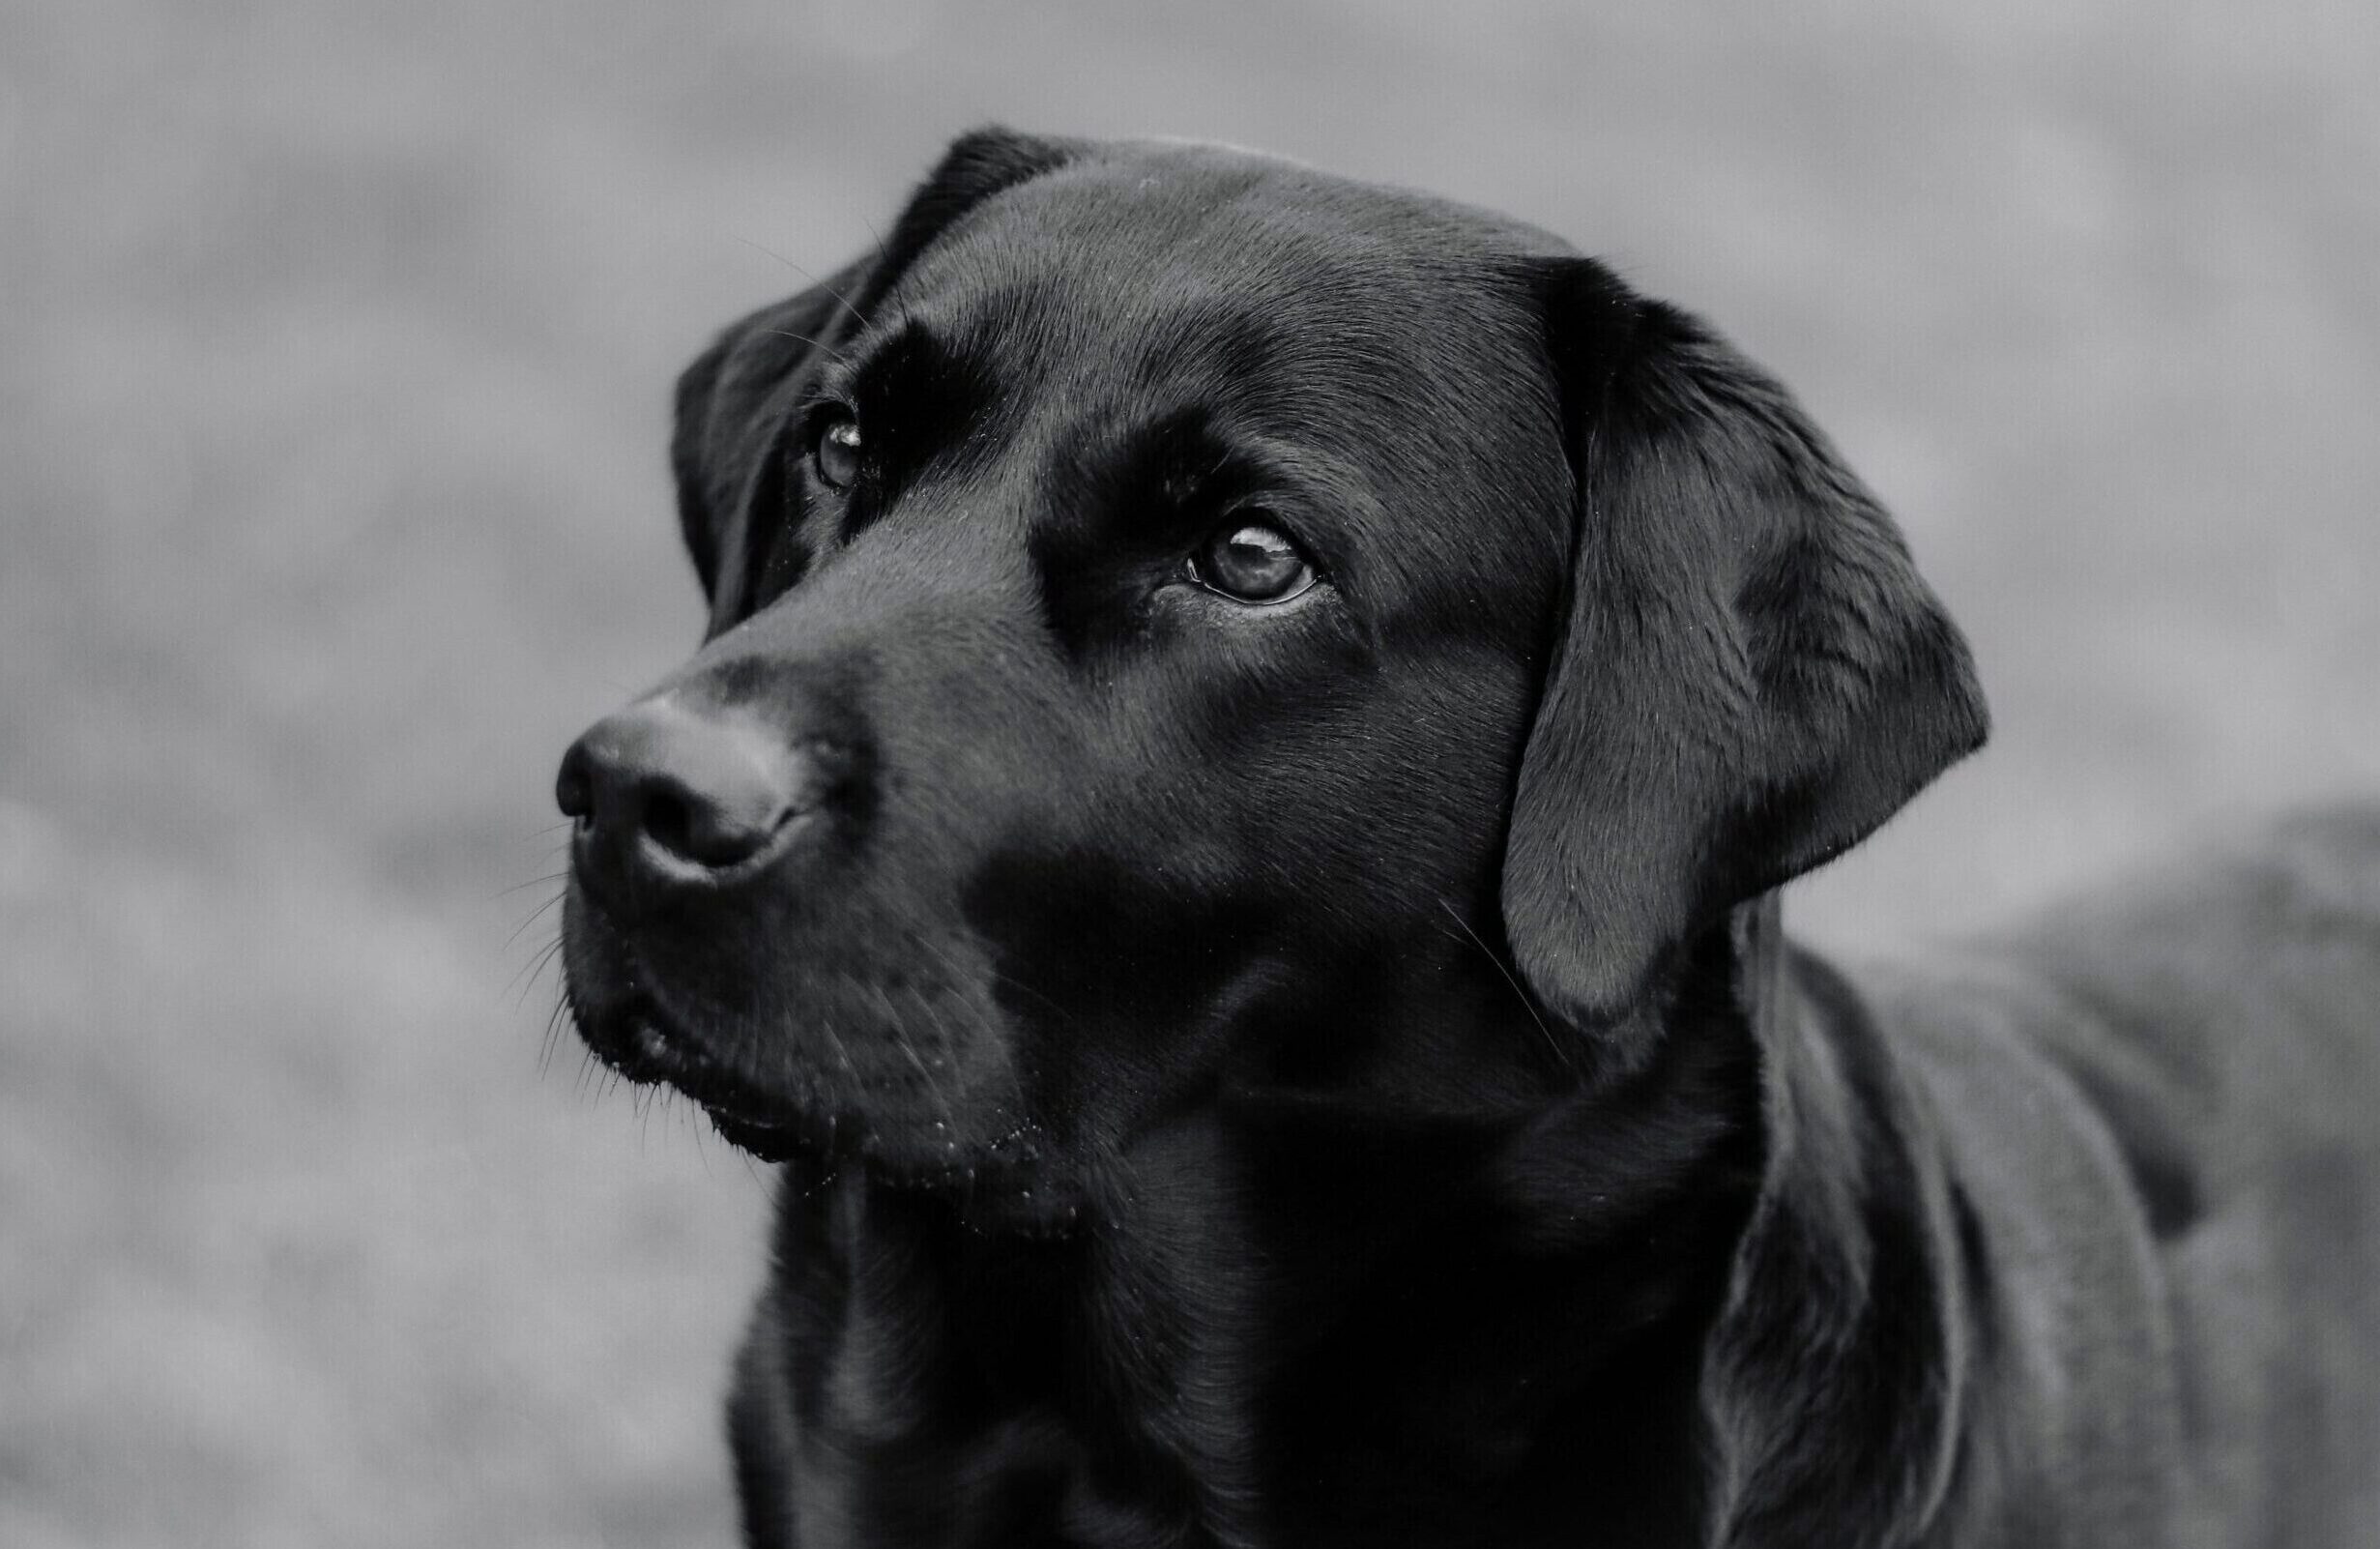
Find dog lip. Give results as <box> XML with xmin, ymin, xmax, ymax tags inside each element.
<box><xmin>705</xmin><ymin>1107</ymin><xmax>808</xmax><ymax>1164</ymax></box>
<box><xmin>573</xmin><ymin>983</ymin><xmax>1057</xmax><ymax>1203</ymax></box>
<box><xmin>584</xmin><ymin>994</ymin><xmax>798</xmax><ymax>1126</ymax></box>
<box><xmin>583</xmin><ymin>993</ymin><xmax>969</xmax><ymax>1179</ymax></box>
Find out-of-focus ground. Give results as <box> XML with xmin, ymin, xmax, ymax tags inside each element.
<box><xmin>1</xmin><ymin>2</ymin><xmax>2373</xmax><ymax>1543</ymax></box>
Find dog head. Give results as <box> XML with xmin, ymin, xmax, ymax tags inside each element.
<box><xmin>556</xmin><ymin>130</ymin><xmax>1984</xmax><ymax>1229</ymax></box>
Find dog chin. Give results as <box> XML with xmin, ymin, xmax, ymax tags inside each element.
<box><xmin>567</xmin><ymin>987</ymin><xmax>1084</xmax><ymax>1224</ymax></box>
<box><xmin>576</xmin><ymin>998</ymin><xmax>916</xmax><ymax>1169</ymax></box>
<box><xmin>692</xmin><ymin>1095</ymin><xmax>830</xmax><ymax>1168</ymax></box>
<box><xmin>698</xmin><ymin>1082</ymin><xmax>1089</xmax><ymax>1239</ymax></box>
<box><xmin>702</xmin><ymin>1090</ymin><xmax>1088</xmax><ymax>1240</ymax></box>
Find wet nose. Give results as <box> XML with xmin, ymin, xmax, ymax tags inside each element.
<box><xmin>556</xmin><ymin>699</ymin><xmax>814</xmax><ymax>904</ymax></box>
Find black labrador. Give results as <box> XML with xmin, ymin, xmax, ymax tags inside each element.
<box><xmin>555</xmin><ymin>130</ymin><xmax>2380</xmax><ymax>1547</ymax></box>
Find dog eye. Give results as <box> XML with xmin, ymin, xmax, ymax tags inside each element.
<box><xmin>1190</xmin><ymin>519</ymin><xmax>1316</xmax><ymax>604</ymax></box>
<box><xmin>812</xmin><ymin>414</ymin><xmax>863</xmax><ymax>490</ymax></box>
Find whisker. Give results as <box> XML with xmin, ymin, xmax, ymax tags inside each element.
<box><xmin>1436</xmin><ymin>898</ymin><xmax>1570</xmax><ymax>1071</ymax></box>
<box><xmin>904</xmin><ymin>982</ymin><xmax>964</xmax><ymax>1078</ymax></box>
<box><xmin>493</xmin><ymin>871</ymin><xmax>568</xmax><ymax>901</ymax></box>
<box><xmin>540</xmin><ymin>992</ymin><xmax>575</xmax><ymax>1076</ymax></box>
<box><xmin>904</xmin><ymin>940</ymin><xmax>1021</xmax><ymax>1063</ymax></box>
<box><xmin>909</xmin><ymin>929</ymin><xmax>1077</xmax><ymax>1028</ymax></box>
<box><xmin>733</xmin><ymin>236</ymin><xmax>874</xmax><ymax>334</ymax></box>
<box><xmin>760</xmin><ymin>328</ymin><xmax>849</xmax><ymax>367</ymax></box>
<box><xmin>815</xmin><ymin>1011</ymin><xmax>856</xmax><ymax>1080</ymax></box>
<box><xmin>508</xmin><ymin>933</ymin><xmax>566</xmax><ymax>1006</ymax></box>
<box><xmin>501</xmin><ymin>891</ymin><xmax>565</xmax><ymax>953</ymax></box>
<box><xmin>875</xmin><ymin>980</ymin><xmax>956</xmax><ymax>1132</ymax></box>
<box><xmin>861</xmin><ymin>214</ymin><xmax>894</xmax><ymax>276</ymax></box>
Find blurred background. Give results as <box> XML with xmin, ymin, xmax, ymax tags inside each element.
<box><xmin>2</xmin><ymin>1</ymin><xmax>2374</xmax><ymax>1543</ymax></box>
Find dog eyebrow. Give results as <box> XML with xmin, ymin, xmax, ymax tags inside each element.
<box><xmin>1051</xmin><ymin>406</ymin><xmax>1375</xmax><ymax>584</ymax></box>
<box><xmin>818</xmin><ymin>318</ymin><xmax>1005</xmax><ymax>538</ymax></box>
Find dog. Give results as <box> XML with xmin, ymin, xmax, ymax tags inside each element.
<box><xmin>555</xmin><ymin>129</ymin><xmax>2380</xmax><ymax>1547</ymax></box>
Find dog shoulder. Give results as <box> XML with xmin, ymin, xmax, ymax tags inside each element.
<box><xmin>2007</xmin><ymin>800</ymin><xmax>2380</xmax><ymax>1124</ymax></box>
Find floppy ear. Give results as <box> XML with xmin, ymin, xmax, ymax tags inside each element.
<box><xmin>1501</xmin><ymin>261</ymin><xmax>1988</xmax><ymax>1037</ymax></box>
<box><xmin>669</xmin><ymin>126</ymin><xmax>1080</xmax><ymax>612</ymax></box>
<box><xmin>670</xmin><ymin>261</ymin><xmax>868</xmax><ymax>604</ymax></box>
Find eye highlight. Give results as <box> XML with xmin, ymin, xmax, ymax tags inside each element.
<box><xmin>812</xmin><ymin>412</ymin><xmax>863</xmax><ymax>490</ymax></box>
<box><xmin>1189</xmin><ymin>519</ymin><xmax>1317</xmax><ymax>605</ymax></box>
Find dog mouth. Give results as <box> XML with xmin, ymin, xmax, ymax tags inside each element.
<box><xmin>558</xmin><ymin>907</ymin><xmax>1083</xmax><ymax>1229</ymax></box>
<box><xmin>571</xmin><ymin>988</ymin><xmax>1046</xmax><ymax>1197</ymax></box>
<box><xmin>576</xmin><ymin>997</ymin><xmax>827</xmax><ymax>1164</ymax></box>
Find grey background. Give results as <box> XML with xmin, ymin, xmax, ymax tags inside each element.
<box><xmin>3</xmin><ymin>2</ymin><xmax>2374</xmax><ymax>1544</ymax></box>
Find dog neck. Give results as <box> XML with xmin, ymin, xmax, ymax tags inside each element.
<box><xmin>740</xmin><ymin>897</ymin><xmax>1973</xmax><ymax>1548</ymax></box>
<box><xmin>1697</xmin><ymin>894</ymin><xmax>1975</xmax><ymax>1546</ymax></box>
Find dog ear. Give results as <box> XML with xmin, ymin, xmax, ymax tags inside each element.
<box><xmin>670</xmin><ymin>126</ymin><xmax>1080</xmax><ymax>608</ymax></box>
<box><xmin>669</xmin><ymin>266</ymin><xmax>867</xmax><ymax>603</ymax></box>
<box><xmin>1501</xmin><ymin>261</ymin><xmax>1988</xmax><ymax>1039</ymax></box>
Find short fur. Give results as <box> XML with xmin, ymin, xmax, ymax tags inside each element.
<box><xmin>558</xmin><ymin>130</ymin><xmax>2380</xmax><ymax>1548</ymax></box>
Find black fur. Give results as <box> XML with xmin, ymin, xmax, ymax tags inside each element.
<box><xmin>560</xmin><ymin>130</ymin><xmax>2380</xmax><ymax>1547</ymax></box>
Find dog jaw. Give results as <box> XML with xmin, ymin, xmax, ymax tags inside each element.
<box><xmin>558</xmin><ymin>875</ymin><xmax>1076</xmax><ymax>1208</ymax></box>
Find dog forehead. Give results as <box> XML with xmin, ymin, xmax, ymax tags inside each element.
<box><xmin>893</xmin><ymin>148</ymin><xmax>1554</xmax><ymax>381</ymax></box>
<box><xmin>846</xmin><ymin>146</ymin><xmax>1580</xmax><ymax>620</ymax></box>
<box><xmin>871</xmin><ymin>149</ymin><xmax>1571</xmax><ymax>495</ymax></box>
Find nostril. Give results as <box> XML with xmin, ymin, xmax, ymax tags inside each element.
<box><xmin>637</xmin><ymin>775</ymin><xmax>792</xmax><ymax>870</ymax></box>
<box><xmin>642</xmin><ymin>786</ymin><xmax>694</xmax><ymax>862</ymax></box>
<box><xmin>555</xmin><ymin>745</ymin><xmax>594</xmax><ymax>822</ymax></box>
<box><xmin>560</xmin><ymin>698</ymin><xmax>819</xmax><ymax>892</ymax></box>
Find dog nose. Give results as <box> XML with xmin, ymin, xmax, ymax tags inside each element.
<box><xmin>557</xmin><ymin>700</ymin><xmax>812</xmax><ymax>897</ymax></box>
